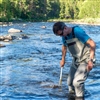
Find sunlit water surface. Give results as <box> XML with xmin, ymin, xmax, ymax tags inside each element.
<box><xmin>0</xmin><ymin>22</ymin><xmax>100</xmax><ymax>100</ymax></box>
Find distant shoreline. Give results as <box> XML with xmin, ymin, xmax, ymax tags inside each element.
<box><xmin>0</xmin><ymin>18</ymin><xmax>100</xmax><ymax>26</ymax></box>
<box><xmin>48</xmin><ymin>18</ymin><xmax>100</xmax><ymax>26</ymax></box>
<box><xmin>69</xmin><ymin>21</ymin><xmax>100</xmax><ymax>26</ymax></box>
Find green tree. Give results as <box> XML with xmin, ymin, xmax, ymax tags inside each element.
<box><xmin>25</xmin><ymin>0</ymin><xmax>47</xmax><ymax>21</ymax></box>
<box><xmin>59</xmin><ymin>0</ymin><xmax>79</xmax><ymax>19</ymax></box>
<box><xmin>79</xmin><ymin>0</ymin><xmax>100</xmax><ymax>18</ymax></box>
<box><xmin>0</xmin><ymin>0</ymin><xmax>99</xmax><ymax>22</ymax></box>
<box><xmin>59</xmin><ymin>0</ymin><xmax>65</xmax><ymax>19</ymax></box>
<box><xmin>46</xmin><ymin>0</ymin><xmax>60</xmax><ymax>19</ymax></box>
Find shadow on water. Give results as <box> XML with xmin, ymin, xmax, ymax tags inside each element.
<box><xmin>0</xmin><ymin>22</ymin><xmax>100</xmax><ymax>100</ymax></box>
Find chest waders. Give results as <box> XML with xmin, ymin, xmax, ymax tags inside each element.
<box><xmin>66</xmin><ymin>27</ymin><xmax>90</xmax><ymax>68</ymax></box>
<box><xmin>66</xmin><ymin>27</ymin><xmax>90</xmax><ymax>97</ymax></box>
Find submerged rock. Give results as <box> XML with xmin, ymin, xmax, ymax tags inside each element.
<box><xmin>40</xmin><ymin>82</ymin><xmax>60</xmax><ymax>88</ymax></box>
<box><xmin>0</xmin><ymin>36</ymin><xmax>5</xmax><ymax>41</ymax></box>
<box><xmin>41</xmin><ymin>25</ymin><xmax>46</xmax><ymax>29</ymax></box>
<box><xmin>0</xmin><ymin>44</ymin><xmax>6</xmax><ymax>48</ymax></box>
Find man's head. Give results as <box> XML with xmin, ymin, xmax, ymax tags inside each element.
<box><xmin>53</xmin><ymin>22</ymin><xmax>66</xmax><ymax>36</ymax></box>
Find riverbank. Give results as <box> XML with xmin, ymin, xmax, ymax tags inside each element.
<box><xmin>70</xmin><ymin>18</ymin><xmax>100</xmax><ymax>26</ymax></box>
<box><xmin>48</xmin><ymin>18</ymin><xmax>100</xmax><ymax>26</ymax></box>
<box><xmin>0</xmin><ymin>18</ymin><xmax>100</xmax><ymax>26</ymax></box>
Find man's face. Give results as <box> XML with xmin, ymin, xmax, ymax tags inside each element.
<box><xmin>56</xmin><ymin>26</ymin><xmax>69</xmax><ymax>37</ymax></box>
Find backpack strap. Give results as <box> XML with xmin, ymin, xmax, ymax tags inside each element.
<box><xmin>72</xmin><ymin>26</ymin><xmax>75</xmax><ymax>38</ymax></box>
<box><xmin>64</xmin><ymin>26</ymin><xmax>77</xmax><ymax>40</ymax></box>
<box><xmin>72</xmin><ymin>26</ymin><xmax>79</xmax><ymax>38</ymax></box>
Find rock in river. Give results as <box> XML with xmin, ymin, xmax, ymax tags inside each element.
<box><xmin>8</xmin><ymin>28</ymin><xmax>22</xmax><ymax>33</ymax></box>
<box><xmin>0</xmin><ymin>33</ymin><xmax>28</xmax><ymax>42</ymax></box>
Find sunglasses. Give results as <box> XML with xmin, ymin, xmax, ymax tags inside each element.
<box><xmin>56</xmin><ymin>24</ymin><xmax>65</xmax><ymax>36</ymax></box>
<box><xmin>56</xmin><ymin>29</ymin><xmax>64</xmax><ymax>36</ymax></box>
<box><xmin>59</xmin><ymin>31</ymin><xmax>64</xmax><ymax>36</ymax></box>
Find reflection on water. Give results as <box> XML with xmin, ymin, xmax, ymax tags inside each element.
<box><xmin>0</xmin><ymin>22</ymin><xmax>100</xmax><ymax>100</ymax></box>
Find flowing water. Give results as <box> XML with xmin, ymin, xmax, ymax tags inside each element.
<box><xmin>0</xmin><ymin>22</ymin><xmax>100</xmax><ymax>100</ymax></box>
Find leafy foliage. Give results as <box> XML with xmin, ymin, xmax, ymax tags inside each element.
<box><xmin>78</xmin><ymin>0</ymin><xmax>100</xmax><ymax>18</ymax></box>
<box><xmin>0</xmin><ymin>0</ymin><xmax>100</xmax><ymax>21</ymax></box>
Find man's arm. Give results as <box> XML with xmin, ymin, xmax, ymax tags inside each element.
<box><xmin>60</xmin><ymin>45</ymin><xmax>67</xmax><ymax>67</ymax></box>
<box><xmin>86</xmin><ymin>39</ymin><xmax>96</xmax><ymax>71</ymax></box>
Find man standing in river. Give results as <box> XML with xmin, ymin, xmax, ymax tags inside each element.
<box><xmin>53</xmin><ymin>22</ymin><xmax>96</xmax><ymax>99</ymax></box>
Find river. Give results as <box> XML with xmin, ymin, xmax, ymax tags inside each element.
<box><xmin>0</xmin><ymin>22</ymin><xmax>100</xmax><ymax>100</ymax></box>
